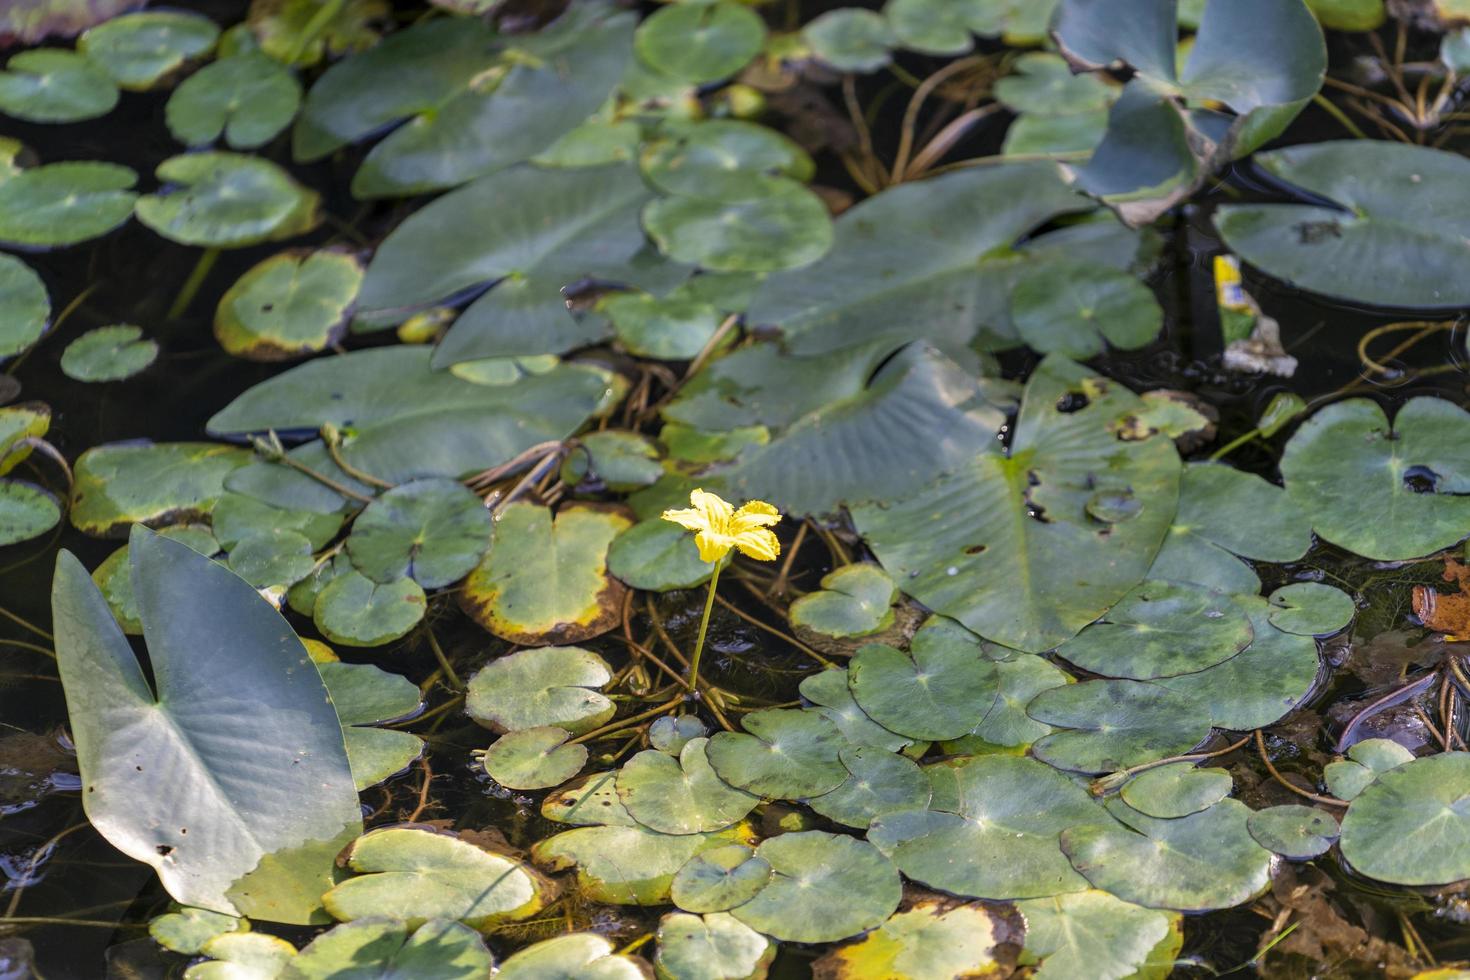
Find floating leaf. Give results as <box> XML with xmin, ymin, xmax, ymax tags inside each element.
<box><xmin>482</xmin><ymin>726</ymin><xmax>587</xmax><ymax>791</ymax></box>
<box><xmin>284</xmin><ymin>918</ymin><xmax>493</xmax><ymax>980</ymax></box>
<box><xmin>618</xmin><ymin>738</ymin><xmax>759</xmax><ymax>836</ymax></box>
<box><xmin>166</xmin><ymin>52</ymin><xmax>301</xmax><ymax>149</ymax></box>
<box><xmin>135</xmin><ymin>152</ymin><xmax>320</xmax><ymax>248</ymax></box>
<box><xmin>799</xmin><ymin>668</ymin><xmax>912</xmax><ymax>754</ymax></box>
<box><xmin>92</xmin><ymin>525</ymin><xmax>219</xmax><ymax>633</ymax></box>
<box><xmin>807</xmin><ymin>746</ymin><xmax>930</xmax><ymax>830</ymax></box>
<box><xmin>641</xmin><ymin>121</ymin><xmax>813</xmax><ymax>203</ymax></box>
<box><xmin>189</xmin><ymin>931</ymin><xmax>297</xmax><ymax>979</ymax></box>
<box><xmin>1120</xmin><ymin>763</ymin><xmax>1232</xmax><ymax>819</ymax></box>
<box><xmin>1054</xmin><ymin>580</ymin><xmax>1253</xmax><ymax>680</ymax></box>
<box><xmin>318</xmin><ymin>661</ymin><xmax>424</xmax><ymax>791</ymax></box>
<box><xmin>1061</xmin><ymin>799</ymin><xmax>1272</xmax><ymax>911</ymax></box>
<box><xmin>227</xmin><ymin>528</ymin><xmax>314</xmax><ymax>589</ymax></box>
<box><xmin>0</xmin><ymin>161</ymin><xmax>138</xmax><ymax>248</ymax></box>
<box><xmin>561</xmin><ymin>431</ymin><xmax>663</xmax><ymax>493</ymax></box>
<box><xmin>847</xmin><ymin>621</ymin><xmax>999</xmax><ymax>741</ymax></box>
<box><xmin>1014</xmin><ymin>890</ymin><xmax>1175</xmax><ymax>980</ymax></box>
<box><xmin>0</xmin><ymin>254</ymin><xmax>49</xmax><ymax>359</ymax></box>
<box><xmin>459</xmin><ymin>502</ymin><xmax>631</xmax><ymax>646</ymax></box>
<box><xmin>1268</xmin><ymin>582</ymin><xmax>1355</xmax><ymax>636</ymax></box>
<box><xmin>855</xmin><ymin>357</ymin><xmax>1180</xmax><ymax>653</ymax></box>
<box><xmin>1247</xmin><ymin>805</ymin><xmax>1339</xmax><ymax>860</ymax></box>
<box><xmin>1010</xmin><ymin>260</ymin><xmax>1162</xmax><ymax>358</ymax></box>
<box><xmin>789</xmin><ymin>564</ymin><xmax>896</xmax><ymax>639</ymax></box>
<box><xmin>650</xmin><ymin>715</ymin><xmax>708</xmax><ymax>755</ymax></box>
<box><xmin>465</xmin><ymin>646</ymin><xmax>614</xmax><ymax>736</ymax></box>
<box><xmin>655</xmin><ymin>912</ymin><xmax>773</xmax><ymax>980</ymax></box>
<box><xmin>803</xmin><ymin>8</ymin><xmax>895</xmax><ymax>72</ymax></box>
<box><xmin>609</xmin><ymin>519</ymin><xmax>725</xmax><ymax>591</ymax></box>
<box><xmin>148</xmin><ymin>907</ymin><xmax>245</xmax><ymax>956</ymax></box>
<box><xmin>78</xmin><ymin>11</ymin><xmax>219</xmax><ymax>89</ymax></box>
<box><xmin>533</xmin><ymin>822</ymin><xmax>752</xmax><ymax>906</ymax></box>
<box><xmin>313</xmin><ymin>571</ymin><xmax>426</xmax><ymax>648</ymax></box>
<box><xmin>705</xmin><ymin>708</ymin><xmax>847</xmax><ymax>799</ymax></box>
<box><xmin>0</xmin><ymin>48</ymin><xmax>118</xmax><ymax>122</ymax></box>
<box><xmin>961</xmin><ymin>653</ymin><xmax>1071</xmax><ymax>749</ymax></box>
<box><xmin>643</xmin><ymin>181</ymin><xmax>833</xmax><ymax>274</ymax></box>
<box><xmin>1029</xmin><ymin>679</ymin><xmax>1209</xmax><ymax>774</ymax></box>
<box><xmin>0</xmin><ymin>480</ymin><xmax>61</xmax><ymax>546</ymax></box>
<box><xmin>214</xmin><ymin>249</ymin><xmax>362</xmax><ymax>360</ymax></box>
<box><xmin>71</xmin><ymin>441</ymin><xmax>251</xmax><ymax>537</ymax></box>
<box><xmin>323</xmin><ymin>826</ymin><xmax>552</xmax><ymax>930</ymax></box>
<box><xmin>52</xmin><ymin>528</ymin><xmax>361</xmax><ymax>922</ymax></box>
<box><xmin>542</xmin><ymin>771</ymin><xmax>636</xmax><ymax>828</ymax></box>
<box><xmin>670</xmin><ymin>844</ymin><xmax>771</xmax><ymax>914</ymax></box>
<box><xmin>0</xmin><ymin>402</ymin><xmax>51</xmax><ymax>476</ymax></box>
<box><xmin>729</xmin><ymin>831</ymin><xmax>900</xmax><ymax>944</ymax></box>
<box><xmin>813</xmin><ymin>898</ymin><xmax>1021</xmax><ymax>980</ymax></box>
<box><xmin>346</xmin><ymin>479</ymin><xmax>488</xmax><ymax>590</ymax></box>
<box><xmin>634</xmin><ymin>1</ymin><xmax>765</xmax><ymax>84</ymax></box>
<box><xmin>1282</xmin><ymin>397</ymin><xmax>1470</xmax><ymax>561</ymax></box>
<box><xmin>605</xmin><ymin>289</ymin><xmax>721</xmax><ymax>362</ymax></box>
<box><xmin>212</xmin><ymin>492</ymin><xmax>341</xmax><ymax>552</ymax></box>
<box><xmin>1325</xmin><ymin>738</ymin><xmax>1415</xmax><ymax>802</ymax></box>
<box><xmin>1339</xmin><ymin>752</ymin><xmax>1470</xmax><ymax>885</ymax></box>
<box><xmin>496</xmin><ymin>933</ymin><xmax>651</xmax><ymax>980</ymax></box>
<box><xmin>59</xmin><ymin>324</ymin><xmax>157</xmax><ymax>382</ymax></box>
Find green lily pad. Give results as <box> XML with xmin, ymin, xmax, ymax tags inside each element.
<box><xmin>670</xmin><ymin>844</ymin><xmax>771</xmax><ymax>913</ymax></box>
<box><xmin>1339</xmin><ymin>752</ymin><xmax>1470</xmax><ymax>885</ymax></box>
<box><xmin>346</xmin><ymin>479</ymin><xmax>489</xmax><ymax>590</ymax></box>
<box><xmin>189</xmin><ymin>932</ymin><xmax>298</xmax><ymax>979</ymax></box>
<box><xmin>1247</xmin><ymin>805</ymin><xmax>1339</xmax><ymax>860</ymax></box>
<box><xmin>482</xmin><ymin>726</ymin><xmax>587</xmax><ymax>791</ymax></box>
<box><xmin>0</xmin><ymin>402</ymin><xmax>50</xmax><ymax>477</ymax></box>
<box><xmin>215</xmin><ymin>249</ymin><xmax>363</xmax><ymax>361</ymax></box>
<box><xmin>1063</xmin><ymin>799</ymin><xmax>1274</xmax><ymax>912</ymax></box>
<box><xmin>447</xmin><ymin>355</ymin><xmax>560</xmax><ymax>386</ymax></box>
<box><xmin>459</xmin><ymin>502</ymin><xmax>631</xmax><ymax>646</ymax></box>
<box><xmin>641</xmin><ymin>121</ymin><xmax>814</xmax><ymax>203</ymax></box>
<box><xmin>0</xmin><ymin>48</ymin><xmax>118</xmax><ymax>122</ymax></box>
<box><xmin>1120</xmin><ymin>763</ymin><xmax>1232</xmax><ymax>818</ymax></box>
<box><xmin>0</xmin><ymin>254</ymin><xmax>49</xmax><ymax>359</ymax></box>
<box><xmin>313</xmin><ymin>571</ymin><xmax>426</xmax><ymax>648</ymax></box>
<box><xmin>654</xmin><ymin>912</ymin><xmax>773</xmax><ymax>980</ymax></box>
<box><xmin>868</xmin><ymin>754</ymin><xmax>1108</xmax><ymax>900</ymax></box>
<box><xmin>643</xmin><ymin>181</ymin><xmax>834</xmax><ymax>274</ymax></box>
<box><xmin>1029</xmin><ymin>679</ymin><xmax>1210</xmax><ymax>774</ymax></box>
<box><xmin>609</xmin><ymin>519</ymin><xmax>725</xmax><ymax>591</ymax></box>
<box><xmin>212</xmin><ymin>492</ymin><xmax>342</xmax><ymax>553</ymax></box>
<box><xmin>533</xmin><ymin>822</ymin><xmax>752</xmax><ymax>906</ymax></box>
<box><xmin>0</xmin><ymin>479</ymin><xmax>60</xmax><ymax>546</ymax></box>
<box><xmin>1010</xmin><ymin>260</ymin><xmax>1163</xmax><ymax>358</ymax></box>
<box><xmin>996</xmin><ymin>52</ymin><xmax>1114</xmax><ymax>116</ymax></box>
<box><xmin>789</xmin><ymin>564</ymin><xmax>896</xmax><ymax>639</ymax></box>
<box><xmin>799</xmin><ymin>668</ymin><xmax>912</xmax><ymax>753</ymax></box>
<box><xmin>149</xmin><ymin>906</ymin><xmax>246</xmax><ymax>955</ymax></box>
<box><xmin>465</xmin><ymin>646</ymin><xmax>614</xmax><ymax>736</ymax></box>
<box><xmin>803</xmin><ymin>8</ymin><xmax>895</xmax><ymax>71</ymax></box>
<box><xmin>705</xmin><ymin>707</ymin><xmax>847</xmax><ymax>799</ymax></box>
<box><xmin>1014</xmin><ymin>890</ymin><xmax>1175</xmax><ymax>980</ymax></box>
<box><xmin>1055</xmin><ymin>580</ymin><xmax>1253</xmax><ymax>680</ymax></box>
<box><xmin>135</xmin><ymin>152</ymin><xmax>320</xmax><ymax>248</ymax></box>
<box><xmin>729</xmin><ymin>831</ymin><xmax>900</xmax><ymax>944</ymax></box>
<box><xmin>1002</xmin><ymin>108</ymin><xmax>1110</xmax><ymax>158</ymax></box>
<box><xmin>496</xmin><ymin>933</ymin><xmax>652</xmax><ymax>980</ymax></box>
<box><xmin>226</xmin><ymin>528</ymin><xmax>315</xmax><ymax>589</ymax></box>
<box><xmin>542</xmin><ymin>770</ymin><xmax>636</xmax><ymax>828</ymax></box>
<box><xmin>0</xmin><ymin>161</ymin><xmax>138</xmax><ymax>247</ymax></box>
<box><xmin>813</xmin><ymin>898</ymin><xmax>1020</xmax><ymax>980</ymax></box>
<box><xmin>1215</xmin><ymin>142</ymin><xmax>1470</xmax><ymax>309</ymax></box>
<box><xmin>166</xmin><ymin>52</ymin><xmax>301</xmax><ymax>149</ymax></box>
<box><xmin>1281</xmin><ymin>397</ymin><xmax>1470</xmax><ymax>561</ymax></box>
<box><xmin>617</xmin><ymin>738</ymin><xmax>759</xmax><ymax>836</ymax></box>
<box><xmin>323</xmin><ymin>826</ymin><xmax>552</xmax><ymax>930</ymax></box>
<box><xmin>960</xmin><ymin>653</ymin><xmax>1071</xmax><ymax>749</ymax></box>
<box><xmin>92</xmin><ymin>525</ymin><xmax>220</xmax><ymax>633</ymax></box>
<box><xmin>650</xmin><ymin>715</ymin><xmax>708</xmax><ymax>755</ymax></box>
<box><xmin>855</xmin><ymin>357</ymin><xmax>1180</xmax><ymax>653</ymax></box>
<box><xmin>71</xmin><ymin>441</ymin><xmax>251</xmax><ymax>537</ymax></box>
<box><xmin>561</xmin><ymin>431</ymin><xmax>663</xmax><ymax>493</ymax></box>
<box><xmin>848</xmin><ymin>622</ymin><xmax>999</xmax><ymax>741</ymax></box>
<box><xmin>605</xmin><ymin>289</ymin><xmax>721</xmax><ymax>362</ymax></box>
<box><xmin>533</xmin><ymin>118</ymin><xmax>642</xmax><ymax>169</ymax></box>
<box><xmin>807</xmin><ymin>745</ymin><xmax>930</xmax><ymax>829</ymax></box>
<box><xmin>1268</xmin><ymin>582</ymin><xmax>1355</xmax><ymax>636</ymax></box>
<box><xmin>59</xmin><ymin>324</ymin><xmax>157</xmax><ymax>382</ymax></box>
<box><xmin>78</xmin><ymin>11</ymin><xmax>218</xmax><ymax>89</ymax></box>
<box><xmin>284</xmin><ymin>918</ymin><xmax>493</xmax><ymax>980</ymax></box>
<box><xmin>1326</xmin><ymin>738</ymin><xmax>1417</xmax><ymax>801</ymax></box>
<box><xmin>318</xmin><ymin>660</ymin><xmax>424</xmax><ymax>791</ymax></box>
<box><xmin>634</xmin><ymin>1</ymin><xmax>766</xmax><ymax>84</ymax></box>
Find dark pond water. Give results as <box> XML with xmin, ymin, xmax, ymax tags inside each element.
<box><xmin>3</xmin><ymin>6</ymin><xmax>1470</xmax><ymax>978</ymax></box>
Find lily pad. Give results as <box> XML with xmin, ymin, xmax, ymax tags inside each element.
<box><xmin>1029</xmin><ymin>679</ymin><xmax>1210</xmax><ymax>774</ymax></box>
<box><xmin>135</xmin><ymin>152</ymin><xmax>320</xmax><ymax>248</ymax></box>
<box><xmin>189</xmin><ymin>932</ymin><xmax>297</xmax><ymax>979</ymax></box>
<box><xmin>533</xmin><ymin>822</ymin><xmax>752</xmax><ymax>906</ymax></box>
<box><xmin>0</xmin><ymin>480</ymin><xmax>61</xmax><ymax>546</ymax></box>
<box><xmin>92</xmin><ymin>525</ymin><xmax>220</xmax><ymax>633</ymax></box>
<box><xmin>655</xmin><ymin>912</ymin><xmax>773</xmax><ymax>980</ymax></box>
<box><xmin>482</xmin><ymin>726</ymin><xmax>587</xmax><ymax>791</ymax></box>
<box><xmin>542</xmin><ymin>771</ymin><xmax>636</xmax><ymax>828</ymax></box>
<box><xmin>215</xmin><ymin>249</ymin><xmax>363</xmax><ymax>360</ymax></box>
<box><xmin>284</xmin><ymin>918</ymin><xmax>493</xmax><ymax>980</ymax></box>
<box><xmin>318</xmin><ymin>661</ymin><xmax>424</xmax><ymax>791</ymax></box>
<box><xmin>0</xmin><ymin>402</ymin><xmax>50</xmax><ymax>475</ymax></box>
<box><xmin>59</xmin><ymin>324</ymin><xmax>157</xmax><ymax>382</ymax></box>
<box><xmin>1120</xmin><ymin>763</ymin><xmax>1232</xmax><ymax>818</ymax></box>
<box><xmin>166</xmin><ymin>53</ymin><xmax>301</xmax><ymax>149</ymax></box>
<box><xmin>148</xmin><ymin>907</ymin><xmax>245</xmax><ymax>955</ymax></box>
<box><xmin>643</xmin><ymin>181</ymin><xmax>834</xmax><ymax>274</ymax></box>
<box><xmin>1010</xmin><ymin>260</ymin><xmax>1163</xmax><ymax>358</ymax></box>
<box><xmin>0</xmin><ymin>48</ymin><xmax>118</xmax><ymax>122</ymax></box>
<box><xmin>71</xmin><ymin>441</ymin><xmax>251</xmax><ymax>537</ymax></box>
<box><xmin>1247</xmin><ymin>804</ymin><xmax>1339</xmax><ymax>860</ymax></box>
<box><xmin>650</xmin><ymin>715</ymin><xmax>708</xmax><ymax>755</ymax></box>
<box><xmin>789</xmin><ymin>564</ymin><xmax>896</xmax><ymax>639</ymax></box>
<box><xmin>867</xmin><ymin>754</ymin><xmax>1109</xmax><ymax>900</ymax></box>
<box><xmin>634</xmin><ymin>1</ymin><xmax>765</xmax><ymax>84</ymax></box>
<box><xmin>605</xmin><ymin>290</ymin><xmax>721</xmax><ymax>362</ymax></box>
<box><xmin>1014</xmin><ymin>890</ymin><xmax>1175</xmax><ymax>980</ymax></box>
<box><xmin>0</xmin><ymin>161</ymin><xmax>138</xmax><ymax>247</ymax></box>
<box><xmin>847</xmin><ymin>622</ymin><xmax>999</xmax><ymax>741</ymax></box>
<box><xmin>961</xmin><ymin>653</ymin><xmax>1071</xmax><ymax>749</ymax></box>
<box><xmin>226</xmin><ymin>528</ymin><xmax>315</xmax><ymax>589</ymax></box>
<box><xmin>1062</xmin><ymin>799</ymin><xmax>1274</xmax><ymax>911</ymax></box>
<box><xmin>459</xmin><ymin>502</ymin><xmax>631</xmax><ymax>646</ymax></box>
<box><xmin>496</xmin><ymin>933</ymin><xmax>652</xmax><ymax>980</ymax></box>
<box><xmin>1339</xmin><ymin>752</ymin><xmax>1470</xmax><ymax>885</ymax></box>
<box><xmin>0</xmin><ymin>254</ymin><xmax>49</xmax><ymax>359</ymax></box>
<box><xmin>1054</xmin><ymin>580</ymin><xmax>1253</xmax><ymax>680</ymax></box>
<box><xmin>641</xmin><ymin>121</ymin><xmax>814</xmax><ymax>203</ymax></box>
<box><xmin>799</xmin><ymin>668</ymin><xmax>912</xmax><ymax>753</ymax></box>
<box><xmin>249</xmin><ymin>0</ymin><xmax>385</xmax><ymax>68</ymax></box>
<box><xmin>670</xmin><ymin>844</ymin><xmax>771</xmax><ymax>914</ymax></box>
<box><xmin>803</xmin><ymin>8</ymin><xmax>895</xmax><ymax>72</ymax></box>
<box><xmin>465</xmin><ymin>646</ymin><xmax>614</xmax><ymax>736</ymax></box>
<box><xmin>1268</xmin><ymin>582</ymin><xmax>1355</xmax><ymax>636</ymax></box>
<box><xmin>323</xmin><ymin>825</ymin><xmax>551</xmax><ymax>930</ymax></box>
<box><xmin>1215</xmin><ymin>142</ymin><xmax>1470</xmax><ymax>309</ymax></box>
<box><xmin>617</xmin><ymin>738</ymin><xmax>759</xmax><ymax>836</ymax></box>
<box><xmin>212</xmin><ymin>493</ymin><xmax>342</xmax><ymax>552</ymax></box>
<box><xmin>729</xmin><ymin>831</ymin><xmax>900</xmax><ymax>944</ymax></box>
<box><xmin>78</xmin><ymin>11</ymin><xmax>219</xmax><ymax>89</ymax></box>
<box><xmin>313</xmin><ymin>571</ymin><xmax>426</xmax><ymax>648</ymax></box>
<box><xmin>346</xmin><ymin>479</ymin><xmax>488</xmax><ymax>590</ymax></box>
<box><xmin>562</xmin><ymin>431</ymin><xmax>663</xmax><ymax>493</ymax></box>
<box><xmin>855</xmin><ymin>357</ymin><xmax>1180</xmax><ymax>653</ymax></box>
<box><xmin>807</xmin><ymin>745</ymin><xmax>930</xmax><ymax>830</ymax></box>
<box><xmin>813</xmin><ymin>898</ymin><xmax>1021</xmax><ymax>980</ymax></box>
<box><xmin>609</xmin><ymin>519</ymin><xmax>725</xmax><ymax>591</ymax></box>
<box><xmin>51</xmin><ymin>528</ymin><xmax>361</xmax><ymax>922</ymax></box>
<box><xmin>1325</xmin><ymin>738</ymin><xmax>1415</xmax><ymax>804</ymax></box>
<box><xmin>705</xmin><ymin>708</ymin><xmax>847</xmax><ymax>799</ymax></box>
<box><xmin>1281</xmin><ymin>397</ymin><xmax>1470</xmax><ymax>561</ymax></box>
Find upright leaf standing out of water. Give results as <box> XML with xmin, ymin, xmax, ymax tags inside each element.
<box><xmin>51</xmin><ymin>527</ymin><xmax>362</xmax><ymax>923</ymax></box>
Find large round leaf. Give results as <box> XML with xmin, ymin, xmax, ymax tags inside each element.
<box><xmin>0</xmin><ymin>48</ymin><xmax>118</xmax><ymax>122</ymax></box>
<box><xmin>283</xmin><ymin>918</ymin><xmax>493</xmax><ymax>980</ymax></box>
<box><xmin>799</xmin><ymin>669</ymin><xmax>912</xmax><ymax>753</ymax></box>
<box><xmin>1010</xmin><ymin>260</ymin><xmax>1162</xmax><ymax>358</ymax></box>
<box><xmin>165</xmin><ymin>52</ymin><xmax>301</xmax><ymax>149</ymax></box>
<box><xmin>655</xmin><ymin>912</ymin><xmax>773</xmax><ymax>980</ymax></box>
<box><xmin>533</xmin><ymin>822</ymin><xmax>752</xmax><ymax>906</ymax></box>
<box><xmin>1029</xmin><ymin>679</ymin><xmax>1210</xmax><ymax>774</ymax></box>
<box><xmin>0</xmin><ymin>254</ymin><xmax>49</xmax><ymax>358</ymax></box>
<box><xmin>1014</xmin><ymin>890</ymin><xmax>1176</xmax><ymax>980</ymax></box>
<box><xmin>346</xmin><ymin>479</ymin><xmax>489</xmax><ymax>589</ymax></box>
<box><xmin>313</xmin><ymin>571</ymin><xmax>426</xmax><ymax>648</ymax></box>
<box><xmin>643</xmin><ymin>180</ymin><xmax>834</xmax><ymax>274</ymax></box>
<box><xmin>482</xmin><ymin>726</ymin><xmax>587</xmax><ymax>791</ymax></box>
<box><xmin>1248</xmin><ymin>805</ymin><xmax>1339</xmax><ymax>860</ymax></box>
<box><xmin>496</xmin><ymin>933</ymin><xmax>651</xmax><ymax>980</ymax></box>
<box><xmin>634</xmin><ymin>1</ymin><xmax>765</xmax><ymax>83</ymax></box>
<box><xmin>1054</xmin><ymin>580</ymin><xmax>1253</xmax><ymax>680</ymax></box>
<box><xmin>812</xmin><ymin>898</ymin><xmax>1020</xmax><ymax>980</ymax></box>
<box><xmin>0</xmin><ymin>161</ymin><xmax>138</xmax><ymax>247</ymax></box>
<box><xmin>465</xmin><ymin>646</ymin><xmax>614</xmax><ymax>736</ymax></box>
<box><xmin>617</xmin><ymin>738</ymin><xmax>759</xmax><ymax>836</ymax></box>
<box><xmin>803</xmin><ymin>8</ymin><xmax>895</xmax><ymax>72</ymax></box>
<box><xmin>135</xmin><ymin>152</ymin><xmax>320</xmax><ymax>248</ymax></box>
<box><xmin>847</xmin><ymin>622</ymin><xmax>999</xmax><ymax>741</ymax></box>
<box><xmin>670</xmin><ymin>844</ymin><xmax>771</xmax><ymax>913</ymax></box>
<box><xmin>78</xmin><ymin>10</ymin><xmax>218</xmax><ymax>89</ymax></box>
<box><xmin>807</xmin><ymin>746</ymin><xmax>931</xmax><ymax>830</ymax></box>
<box><xmin>71</xmin><ymin>441</ymin><xmax>251</xmax><ymax>537</ymax></box>
<box><xmin>705</xmin><ymin>708</ymin><xmax>847</xmax><ymax>799</ymax></box>
<box><xmin>215</xmin><ymin>249</ymin><xmax>362</xmax><ymax>360</ymax></box>
<box><xmin>728</xmin><ymin>831</ymin><xmax>901</xmax><ymax>944</ymax></box>
<box><xmin>641</xmin><ymin>120</ymin><xmax>813</xmax><ymax>203</ymax></box>
<box><xmin>1340</xmin><ymin>752</ymin><xmax>1470</xmax><ymax>885</ymax></box>
<box><xmin>788</xmin><ymin>563</ymin><xmax>896</xmax><ymax>640</ymax></box>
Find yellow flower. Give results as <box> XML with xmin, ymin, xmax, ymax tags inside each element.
<box><xmin>662</xmin><ymin>489</ymin><xmax>781</xmax><ymax>563</ymax></box>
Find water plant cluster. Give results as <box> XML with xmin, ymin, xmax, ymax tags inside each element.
<box><xmin>6</xmin><ymin>0</ymin><xmax>1470</xmax><ymax>976</ymax></box>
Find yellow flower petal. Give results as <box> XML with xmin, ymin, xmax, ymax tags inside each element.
<box><xmin>694</xmin><ymin>530</ymin><xmax>733</xmax><ymax>562</ymax></box>
<box><xmin>733</xmin><ymin>527</ymin><xmax>780</xmax><ymax>562</ymax></box>
<box><xmin>661</xmin><ymin>506</ymin><xmax>709</xmax><ymax>533</ymax></box>
<box><xmin>689</xmin><ymin>488</ymin><xmax>734</xmax><ymax>528</ymax></box>
<box><xmin>732</xmin><ymin>501</ymin><xmax>780</xmax><ymax>534</ymax></box>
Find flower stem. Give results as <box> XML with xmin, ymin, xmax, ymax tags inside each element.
<box><xmin>688</xmin><ymin>563</ymin><xmax>721</xmax><ymax>692</ymax></box>
<box><xmin>168</xmin><ymin>247</ymin><xmax>220</xmax><ymax>320</ymax></box>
